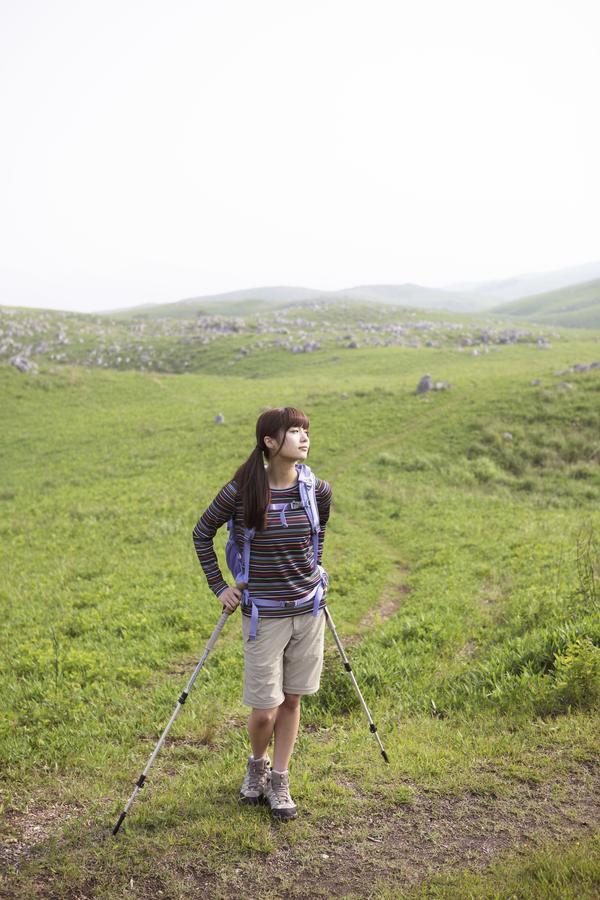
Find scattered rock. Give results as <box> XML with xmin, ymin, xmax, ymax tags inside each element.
<box><xmin>9</xmin><ymin>355</ymin><xmax>38</xmax><ymax>374</ymax></box>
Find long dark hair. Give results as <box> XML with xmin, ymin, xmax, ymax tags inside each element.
<box><xmin>232</xmin><ymin>406</ymin><xmax>310</xmax><ymax>531</ymax></box>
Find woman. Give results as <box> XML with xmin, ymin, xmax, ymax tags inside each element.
<box><xmin>192</xmin><ymin>406</ymin><xmax>332</xmax><ymax>821</ymax></box>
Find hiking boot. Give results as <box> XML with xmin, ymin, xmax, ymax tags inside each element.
<box><xmin>239</xmin><ymin>755</ymin><xmax>270</xmax><ymax>805</ymax></box>
<box><xmin>265</xmin><ymin>769</ymin><xmax>298</xmax><ymax>821</ymax></box>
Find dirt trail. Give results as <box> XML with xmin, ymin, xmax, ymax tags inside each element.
<box><xmin>0</xmin><ymin>799</ymin><xmax>84</xmax><ymax>873</ymax></box>
<box><xmin>202</xmin><ymin>764</ymin><xmax>600</xmax><ymax>899</ymax></box>
<box><xmin>358</xmin><ymin>562</ymin><xmax>411</xmax><ymax>630</ymax></box>
<box><xmin>3</xmin><ymin>764</ymin><xmax>598</xmax><ymax>898</ymax></box>
<box><xmin>327</xmin><ymin>390</ymin><xmax>461</xmax><ymax>493</ymax></box>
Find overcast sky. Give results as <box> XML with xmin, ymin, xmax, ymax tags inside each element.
<box><xmin>1</xmin><ymin>0</ymin><xmax>599</xmax><ymax>313</ymax></box>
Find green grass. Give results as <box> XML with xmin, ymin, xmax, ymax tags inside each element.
<box><xmin>400</xmin><ymin>832</ymin><xmax>600</xmax><ymax>898</ymax></box>
<box><xmin>1</xmin><ymin>333</ymin><xmax>599</xmax><ymax>897</ymax></box>
<box><xmin>492</xmin><ymin>277</ymin><xmax>600</xmax><ymax>328</ymax></box>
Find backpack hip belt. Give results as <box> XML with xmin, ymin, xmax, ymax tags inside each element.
<box><xmin>246</xmin><ymin>580</ymin><xmax>324</xmax><ymax>640</ymax></box>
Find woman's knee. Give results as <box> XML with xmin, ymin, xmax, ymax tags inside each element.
<box><xmin>250</xmin><ymin>707</ymin><xmax>278</xmax><ymax>728</ymax></box>
<box><xmin>281</xmin><ymin>692</ymin><xmax>301</xmax><ymax>711</ymax></box>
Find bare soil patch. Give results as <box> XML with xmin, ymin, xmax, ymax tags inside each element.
<box><xmin>205</xmin><ymin>765</ymin><xmax>600</xmax><ymax>899</ymax></box>
<box><xmin>345</xmin><ymin>562</ymin><xmax>411</xmax><ymax>649</ymax></box>
<box><xmin>0</xmin><ymin>797</ymin><xmax>85</xmax><ymax>872</ymax></box>
<box><xmin>2</xmin><ymin>766</ymin><xmax>598</xmax><ymax>898</ymax></box>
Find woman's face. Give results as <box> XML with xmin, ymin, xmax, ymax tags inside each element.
<box><xmin>269</xmin><ymin>424</ymin><xmax>310</xmax><ymax>461</ymax></box>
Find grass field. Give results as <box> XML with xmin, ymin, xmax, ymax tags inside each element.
<box><xmin>1</xmin><ymin>324</ymin><xmax>599</xmax><ymax>898</ymax></box>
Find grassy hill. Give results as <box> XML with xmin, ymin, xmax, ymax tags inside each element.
<box><xmin>101</xmin><ymin>287</ymin><xmax>325</xmax><ymax>319</ymax></box>
<box><xmin>1</xmin><ymin>335</ymin><xmax>599</xmax><ymax>897</ymax></box>
<box><xmin>1</xmin><ymin>298</ymin><xmax>593</xmax><ymax>381</ymax></box>
<box><xmin>99</xmin><ymin>283</ymin><xmax>495</xmax><ymax>319</ymax></box>
<box><xmin>491</xmin><ymin>278</ymin><xmax>600</xmax><ymax>328</ymax></box>
<box><xmin>446</xmin><ymin>259</ymin><xmax>600</xmax><ymax>302</ymax></box>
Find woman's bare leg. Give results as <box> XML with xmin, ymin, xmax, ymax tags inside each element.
<box><xmin>272</xmin><ymin>693</ymin><xmax>301</xmax><ymax>771</ymax></box>
<box><xmin>247</xmin><ymin>706</ymin><xmax>278</xmax><ymax>758</ymax></box>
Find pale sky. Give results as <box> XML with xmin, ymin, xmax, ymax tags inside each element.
<box><xmin>1</xmin><ymin>0</ymin><xmax>599</xmax><ymax>312</ymax></box>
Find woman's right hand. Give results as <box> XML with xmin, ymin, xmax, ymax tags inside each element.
<box><xmin>219</xmin><ymin>584</ymin><xmax>244</xmax><ymax>614</ymax></box>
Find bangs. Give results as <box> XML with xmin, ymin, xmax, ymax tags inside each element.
<box><xmin>282</xmin><ymin>407</ymin><xmax>310</xmax><ymax>430</ymax></box>
<box><xmin>256</xmin><ymin>406</ymin><xmax>310</xmax><ymax>446</ymax></box>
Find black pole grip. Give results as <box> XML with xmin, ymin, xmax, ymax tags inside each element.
<box><xmin>112</xmin><ymin>811</ymin><xmax>127</xmax><ymax>835</ymax></box>
<box><xmin>381</xmin><ymin>749</ymin><xmax>390</xmax><ymax>764</ymax></box>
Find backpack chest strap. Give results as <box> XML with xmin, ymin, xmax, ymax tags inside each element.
<box><xmin>268</xmin><ymin>500</ymin><xmax>307</xmax><ymax>527</ymax></box>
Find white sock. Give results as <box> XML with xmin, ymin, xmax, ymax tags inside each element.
<box><xmin>250</xmin><ymin>754</ymin><xmax>268</xmax><ymax>762</ymax></box>
<box><xmin>272</xmin><ymin>768</ymin><xmax>288</xmax><ymax>775</ymax></box>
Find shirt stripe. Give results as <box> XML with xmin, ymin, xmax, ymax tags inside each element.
<box><xmin>192</xmin><ymin>474</ymin><xmax>332</xmax><ymax>619</ymax></box>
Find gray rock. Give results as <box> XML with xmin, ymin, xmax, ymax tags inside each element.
<box><xmin>557</xmin><ymin>382</ymin><xmax>573</xmax><ymax>390</ymax></box>
<box><xmin>9</xmin><ymin>354</ymin><xmax>38</xmax><ymax>374</ymax></box>
<box><xmin>215</xmin><ymin>413</ymin><xmax>225</xmax><ymax>424</ymax></box>
<box><xmin>530</xmin><ymin>378</ymin><xmax>541</xmax><ymax>386</ymax></box>
<box><xmin>502</xmin><ymin>432</ymin><xmax>513</xmax><ymax>441</ymax></box>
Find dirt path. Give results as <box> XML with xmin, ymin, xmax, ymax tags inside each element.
<box><xmin>191</xmin><ymin>763</ymin><xmax>600</xmax><ymax>899</ymax></box>
<box><xmin>0</xmin><ymin>798</ymin><xmax>85</xmax><ymax>873</ymax></box>
<box><xmin>327</xmin><ymin>390</ymin><xmax>461</xmax><ymax>493</ymax></box>
<box><xmin>3</xmin><ymin>763</ymin><xmax>597</xmax><ymax>898</ymax></box>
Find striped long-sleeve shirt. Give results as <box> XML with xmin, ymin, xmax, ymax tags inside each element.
<box><xmin>192</xmin><ymin>474</ymin><xmax>332</xmax><ymax>619</ymax></box>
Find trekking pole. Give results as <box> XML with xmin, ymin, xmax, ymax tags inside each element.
<box><xmin>324</xmin><ymin>607</ymin><xmax>389</xmax><ymax>763</ymax></box>
<box><xmin>112</xmin><ymin>609</ymin><xmax>230</xmax><ymax>835</ymax></box>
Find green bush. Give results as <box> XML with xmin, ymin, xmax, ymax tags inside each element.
<box><xmin>434</xmin><ymin>618</ymin><xmax>600</xmax><ymax>717</ymax></box>
<box><xmin>471</xmin><ymin>456</ymin><xmax>503</xmax><ymax>483</ymax></box>
<box><xmin>543</xmin><ymin>637</ymin><xmax>600</xmax><ymax>714</ymax></box>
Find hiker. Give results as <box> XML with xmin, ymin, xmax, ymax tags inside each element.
<box><xmin>192</xmin><ymin>406</ymin><xmax>332</xmax><ymax>821</ymax></box>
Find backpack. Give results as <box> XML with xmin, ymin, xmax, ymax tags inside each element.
<box><xmin>225</xmin><ymin>462</ymin><xmax>329</xmax><ymax>640</ymax></box>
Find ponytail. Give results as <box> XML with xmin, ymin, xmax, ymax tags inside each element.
<box><xmin>232</xmin><ymin>444</ymin><xmax>270</xmax><ymax>531</ymax></box>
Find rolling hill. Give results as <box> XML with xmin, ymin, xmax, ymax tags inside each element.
<box><xmin>445</xmin><ymin>259</ymin><xmax>600</xmax><ymax>302</ymax></box>
<box><xmin>490</xmin><ymin>277</ymin><xmax>600</xmax><ymax>328</ymax></box>
<box><xmin>99</xmin><ymin>283</ymin><xmax>496</xmax><ymax>319</ymax></box>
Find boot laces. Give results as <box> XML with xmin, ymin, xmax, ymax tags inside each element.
<box><xmin>247</xmin><ymin>759</ymin><xmax>267</xmax><ymax>791</ymax></box>
<box><xmin>271</xmin><ymin>772</ymin><xmax>291</xmax><ymax>803</ymax></box>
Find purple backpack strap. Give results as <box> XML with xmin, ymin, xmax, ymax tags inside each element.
<box><xmin>225</xmin><ymin>518</ymin><xmax>254</xmax><ymax>610</ymax></box>
<box><xmin>297</xmin><ymin>464</ymin><xmax>321</xmax><ymax>573</ymax></box>
<box><xmin>296</xmin><ymin>464</ymin><xmax>322</xmax><ymax>618</ymax></box>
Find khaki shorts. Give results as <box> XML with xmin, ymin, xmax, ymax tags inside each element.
<box><xmin>241</xmin><ymin>609</ymin><xmax>326</xmax><ymax>709</ymax></box>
